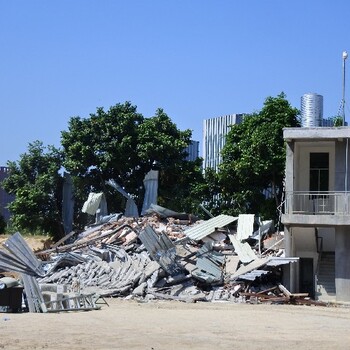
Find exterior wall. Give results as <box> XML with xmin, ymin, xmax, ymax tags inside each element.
<box><xmin>335</xmin><ymin>226</ymin><xmax>350</xmax><ymax>302</ymax></box>
<box><xmin>318</xmin><ymin>227</ymin><xmax>335</xmax><ymax>252</ymax></box>
<box><xmin>334</xmin><ymin>140</ymin><xmax>350</xmax><ymax>191</ymax></box>
<box><xmin>202</xmin><ymin>114</ymin><xmax>243</xmax><ymax>171</ymax></box>
<box><xmin>294</xmin><ymin>141</ymin><xmax>335</xmax><ymax>192</ymax></box>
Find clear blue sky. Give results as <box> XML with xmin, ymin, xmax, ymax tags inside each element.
<box><xmin>1</xmin><ymin>1</ymin><xmax>350</xmax><ymax>165</ymax></box>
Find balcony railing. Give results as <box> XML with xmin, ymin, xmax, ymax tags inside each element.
<box><xmin>285</xmin><ymin>191</ymin><xmax>350</xmax><ymax>215</ymax></box>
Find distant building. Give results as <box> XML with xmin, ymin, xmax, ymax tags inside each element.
<box><xmin>184</xmin><ymin>140</ymin><xmax>200</xmax><ymax>161</ymax></box>
<box><xmin>0</xmin><ymin>167</ymin><xmax>14</xmax><ymax>222</ymax></box>
<box><xmin>203</xmin><ymin>114</ymin><xmax>243</xmax><ymax>171</ymax></box>
<box><xmin>322</xmin><ymin>118</ymin><xmax>334</xmax><ymax>127</ymax></box>
<box><xmin>322</xmin><ymin>117</ymin><xmax>347</xmax><ymax>127</ymax></box>
<box><xmin>301</xmin><ymin>93</ymin><xmax>323</xmax><ymax>127</ymax></box>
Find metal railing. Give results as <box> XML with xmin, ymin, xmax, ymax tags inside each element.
<box><xmin>285</xmin><ymin>191</ymin><xmax>350</xmax><ymax>215</ymax></box>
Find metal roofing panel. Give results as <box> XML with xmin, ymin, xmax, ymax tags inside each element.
<box><xmin>141</xmin><ymin>170</ymin><xmax>159</xmax><ymax>215</ymax></box>
<box><xmin>196</xmin><ymin>256</ymin><xmax>222</xmax><ymax>277</ymax></box>
<box><xmin>231</xmin><ymin>257</ymin><xmax>270</xmax><ymax>280</ymax></box>
<box><xmin>251</xmin><ymin>220</ymin><xmax>274</xmax><ymax>240</ymax></box>
<box><xmin>184</xmin><ymin>214</ymin><xmax>238</xmax><ymax>241</ymax></box>
<box><xmin>236</xmin><ymin>214</ymin><xmax>255</xmax><ymax>241</ymax></box>
<box><xmin>266</xmin><ymin>257</ymin><xmax>299</xmax><ymax>266</ymax></box>
<box><xmin>237</xmin><ymin>269</ymin><xmax>269</xmax><ymax>281</ymax></box>
<box><xmin>139</xmin><ymin>225</ymin><xmax>182</xmax><ymax>276</ymax></box>
<box><xmin>236</xmin><ymin>257</ymin><xmax>299</xmax><ymax>280</ymax></box>
<box><xmin>231</xmin><ymin>256</ymin><xmax>299</xmax><ymax>280</ymax></box>
<box><xmin>191</xmin><ymin>243</ymin><xmax>224</xmax><ymax>283</ymax></box>
<box><xmin>229</xmin><ymin>234</ymin><xmax>257</xmax><ymax>263</ymax></box>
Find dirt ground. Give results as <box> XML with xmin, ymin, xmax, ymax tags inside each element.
<box><xmin>0</xmin><ymin>234</ymin><xmax>49</xmax><ymax>252</ymax></box>
<box><xmin>0</xmin><ymin>299</ymin><xmax>349</xmax><ymax>350</ymax></box>
<box><xmin>1</xmin><ymin>235</ymin><xmax>350</xmax><ymax>349</ymax></box>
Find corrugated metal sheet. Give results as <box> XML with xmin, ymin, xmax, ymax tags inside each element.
<box><xmin>2</xmin><ymin>232</ymin><xmax>46</xmax><ymax>277</ymax></box>
<box><xmin>236</xmin><ymin>214</ymin><xmax>255</xmax><ymax>241</ymax></box>
<box><xmin>266</xmin><ymin>257</ymin><xmax>299</xmax><ymax>266</ymax></box>
<box><xmin>251</xmin><ymin>220</ymin><xmax>273</xmax><ymax>240</ymax></box>
<box><xmin>141</xmin><ymin>170</ymin><xmax>159</xmax><ymax>215</ymax></box>
<box><xmin>229</xmin><ymin>234</ymin><xmax>257</xmax><ymax>263</ymax></box>
<box><xmin>191</xmin><ymin>243</ymin><xmax>224</xmax><ymax>284</ymax></box>
<box><xmin>184</xmin><ymin>214</ymin><xmax>238</xmax><ymax>241</ymax></box>
<box><xmin>145</xmin><ymin>204</ymin><xmax>190</xmax><ymax>220</ymax></box>
<box><xmin>107</xmin><ymin>180</ymin><xmax>139</xmax><ymax>217</ymax></box>
<box><xmin>139</xmin><ymin>225</ymin><xmax>182</xmax><ymax>276</ymax></box>
<box><xmin>237</xmin><ymin>269</ymin><xmax>269</xmax><ymax>281</ymax></box>
<box><xmin>231</xmin><ymin>256</ymin><xmax>299</xmax><ymax>281</ymax></box>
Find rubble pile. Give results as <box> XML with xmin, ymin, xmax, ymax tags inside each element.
<box><xmin>0</xmin><ymin>206</ymin><xmax>326</xmax><ymax>312</ymax></box>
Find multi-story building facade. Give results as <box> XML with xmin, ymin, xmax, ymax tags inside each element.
<box><xmin>282</xmin><ymin>127</ymin><xmax>350</xmax><ymax>302</ymax></box>
<box><xmin>202</xmin><ymin>114</ymin><xmax>243</xmax><ymax>171</ymax></box>
<box><xmin>184</xmin><ymin>140</ymin><xmax>200</xmax><ymax>161</ymax></box>
<box><xmin>0</xmin><ymin>166</ymin><xmax>13</xmax><ymax>222</ymax></box>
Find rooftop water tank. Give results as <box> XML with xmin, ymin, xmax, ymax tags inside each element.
<box><xmin>301</xmin><ymin>93</ymin><xmax>323</xmax><ymax>127</ymax></box>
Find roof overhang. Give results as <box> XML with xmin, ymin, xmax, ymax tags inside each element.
<box><xmin>283</xmin><ymin>127</ymin><xmax>350</xmax><ymax>141</ymax></box>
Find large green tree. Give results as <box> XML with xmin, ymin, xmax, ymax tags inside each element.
<box><xmin>137</xmin><ymin>108</ymin><xmax>203</xmax><ymax>212</ymax></box>
<box><xmin>61</xmin><ymin>102</ymin><xmax>144</xmax><ymax>213</ymax></box>
<box><xmin>61</xmin><ymin>102</ymin><xmax>202</xmax><ymax>215</ymax></box>
<box><xmin>2</xmin><ymin>141</ymin><xmax>64</xmax><ymax>238</ymax></box>
<box><xmin>219</xmin><ymin>93</ymin><xmax>300</xmax><ymax>219</ymax></box>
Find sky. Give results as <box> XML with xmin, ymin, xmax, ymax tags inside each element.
<box><xmin>1</xmin><ymin>1</ymin><xmax>350</xmax><ymax>165</ymax></box>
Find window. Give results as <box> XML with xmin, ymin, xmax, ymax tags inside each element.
<box><xmin>309</xmin><ymin>153</ymin><xmax>329</xmax><ymax>192</ymax></box>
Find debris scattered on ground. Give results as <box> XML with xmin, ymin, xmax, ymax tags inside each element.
<box><xmin>0</xmin><ymin>205</ymin><xmax>326</xmax><ymax>313</ymax></box>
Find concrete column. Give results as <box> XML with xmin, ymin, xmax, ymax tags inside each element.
<box><xmin>335</xmin><ymin>226</ymin><xmax>350</xmax><ymax>302</ymax></box>
<box><xmin>335</xmin><ymin>140</ymin><xmax>346</xmax><ymax>191</ymax></box>
<box><xmin>285</xmin><ymin>141</ymin><xmax>294</xmax><ymax>193</ymax></box>
<box><xmin>283</xmin><ymin>226</ymin><xmax>297</xmax><ymax>292</ymax></box>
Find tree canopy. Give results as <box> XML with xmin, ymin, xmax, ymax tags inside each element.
<box><xmin>2</xmin><ymin>95</ymin><xmax>300</xmax><ymax>236</ymax></box>
<box><xmin>61</xmin><ymin>102</ymin><xmax>202</xmax><ymax>216</ymax></box>
<box><xmin>1</xmin><ymin>141</ymin><xmax>64</xmax><ymax>238</ymax></box>
<box><xmin>218</xmin><ymin>93</ymin><xmax>300</xmax><ymax>219</ymax></box>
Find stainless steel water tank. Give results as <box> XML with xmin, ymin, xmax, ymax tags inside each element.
<box><xmin>301</xmin><ymin>93</ymin><xmax>323</xmax><ymax>127</ymax></box>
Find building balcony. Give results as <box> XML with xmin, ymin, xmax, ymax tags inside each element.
<box><xmin>282</xmin><ymin>191</ymin><xmax>350</xmax><ymax>226</ymax></box>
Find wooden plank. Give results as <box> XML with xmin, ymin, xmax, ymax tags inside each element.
<box><xmin>290</xmin><ymin>293</ymin><xmax>309</xmax><ymax>298</ymax></box>
<box><xmin>259</xmin><ymin>296</ymin><xmax>289</xmax><ymax>302</ymax></box>
<box><xmin>257</xmin><ymin>286</ymin><xmax>278</xmax><ymax>295</ymax></box>
<box><xmin>278</xmin><ymin>283</ymin><xmax>292</xmax><ymax>298</ymax></box>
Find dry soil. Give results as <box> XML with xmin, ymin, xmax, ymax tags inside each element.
<box><xmin>1</xmin><ymin>299</ymin><xmax>350</xmax><ymax>350</ymax></box>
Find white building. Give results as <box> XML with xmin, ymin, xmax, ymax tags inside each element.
<box><xmin>202</xmin><ymin>114</ymin><xmax>243</xmax><ymax>171</ymax></box>
<box><xmin>282</xmin><ymin>127</ymin><xmax>350</xmax><ymax>302</ymax></box>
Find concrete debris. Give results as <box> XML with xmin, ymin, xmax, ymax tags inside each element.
<box><xmin>0</xmin><ymin>211</ymin><xmax>324</xmax><ymax>313</ymax></box>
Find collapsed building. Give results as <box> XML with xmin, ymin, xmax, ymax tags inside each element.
<box><xmin>0</xmin><ymin>203</ymin><xmax>325</xmax><ymax>313</ymax></box>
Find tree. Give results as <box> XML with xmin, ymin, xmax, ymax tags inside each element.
<box><xmin>188</xmin><ymin>167</ymin><xmax>222</xmax><ymax>217</ymax></box>
<box><xmin>219</xmin><ymin>93</ymin><xmax>300</xmax><ymax>219</ymax></box>
<box><xmin>137</xmin><ymin>108</ymin><xmax>202</xmax><ymax>212</ymax></box>
<box><xmin>332</xmin><ymin>115</ymin><xmax>343</xmax><ymax>127</ymax></box>
<box><xmin>2</xmin><ymin>141</ymin><xmax>64</xmax><ymax>238</ymax></box>
<box><xmin>62</xmin><ymin>103</ymin><xmax>203</xmax><ymax>216</ymax></box>
<box><xmin>61</xmin><ymin>102</ymin><xmax>144</xmax><ymax>215</ymax></box>
<box><xmin>0</xmin><ymin>214</ymin><xmax>6</xmax><ymax>234</ymax></box>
